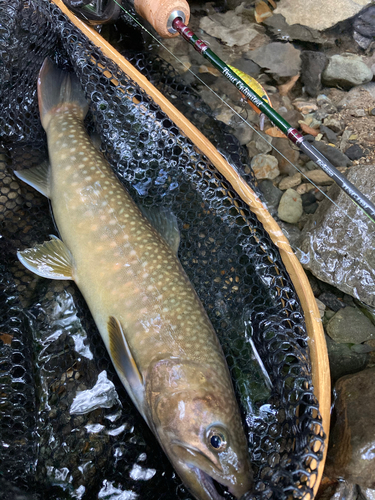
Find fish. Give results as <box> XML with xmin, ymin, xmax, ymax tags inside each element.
<box><xmin>15</xmin><ymin>58</ymin><xmax>253</xmax><ymax>500</ymax></box>
<box><xmin>228</xmin><ymin>65</ymin><xmax>273</xmax><ymax>131</ymax></box>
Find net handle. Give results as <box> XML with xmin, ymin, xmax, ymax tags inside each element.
<box><xmin>52</xmin><ymin>1</ymin><xmax>331</xmax><ymax>494</ymax></box>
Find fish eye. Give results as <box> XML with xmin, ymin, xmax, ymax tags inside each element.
<box><xmin>207</xmin><ymin>427</ymin><xmax>227</xmax><ymax>452</ymax></box>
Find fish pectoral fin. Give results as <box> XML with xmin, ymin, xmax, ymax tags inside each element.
<box><xmin>17</xmin><ymin>236</ymin><xmax>74</xmax><ymax>280</ymax></box>
<box><xmin>108</xmin><ymin>316</ymin><xmax>145</xmax><ymax>408</ymax></box>
<box><xmin>141</xmin><ymin>206</ymin><xmax>180</xmax><ymax>255</ymax></box>
<box><xmin>14</xmin><ymin>161</ymin><xmax>51</xmax><ymax>198</ymax></box>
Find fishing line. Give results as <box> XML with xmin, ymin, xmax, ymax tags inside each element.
<box><xmin>109</xmin><ymin>0</ymin><xmax>358</xmax><ymax>225</ymax></box>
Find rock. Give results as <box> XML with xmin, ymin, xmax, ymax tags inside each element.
<box><xmin>278</xmin><ymin>172</ymin><xmax>302</xmax><ymax>190</ymax></box>
<box><xmin>315</xmin><ymin>298</ymin><xmax>326</xmax><ymax>318</ymax></box>
<box><xmin>329</xmin><ymin>483</ymin><xmax>358</xmax><ymax>500</ymax></box>
<box><xmin>254</xmin><ymin>131</ymin><xmax>273</xmax><ymax>154</ymax></box>
<box><xmin>293</xmin><ymin>99</ymin><xmax>318</xmax><ymax>115</ymax></box>
<box><xmin>272</xmin><ymin>138</ymin><xmax>300</xmax><ymax>175</ymax></box>
<box><xmin>351</xmin><ymin>343</ymin><xmax>375</xmax><ymax>354</ymax></box>
<box><xmin>354</xmin><ymin>4</ymin><xmax>375</xmax><ymax>38</ymax></box>
<box><xmin>326</xmin><ymin>368</ymin><xmax>375</xmax><ymax>488</ymax></box>
<box><xmin>361</xmin><ymin>487</ymin><xmax>375</xmax><ymax>500</ymax></box>
<box><xmin>251</xmin><ymin>154</ymin><xmax>280</xmax><ymax>180</ymax></box>
<box><xmin>318</xmin><ymin>292</ymin><xmax>346</xmax><ymax>312</ymax></box>
<box><xmin>278</xmin><ymin>188</ymin><xmax>303</xmax><ymax>223</ymax></box>
<box><xmin>320</xmin><ymin>125</ymin><xmax>338</xmax><ymax>144</ymax></box>
<box><xmin>317</xmin><ymin>94</ymin><xmax>337</xmax><ymax>114</ymax></box>
<box><xmin>258</xmin><ymin>179</ymin><xmax>283</xmax><ymax>212</ymax></box>
<box><xmin>345</xmin><ymin>144</ymin><xmax>365</xmax><ymax>160</ymax></box>
<box><xmin>263</xmin><ymin>13</ymin><xmax>323</xmax><ymax>43</ymax></box>
<box><xmin>351</xmin><ymin>108</ymin><xmax>366</xmax><ymax>117</ymax></box>
<box><xmin>322</xmin><ymin>117</ymin><xmax>344</xmax><ymax>133</ymax></box>
<box><xmin>305</xmin><ymin>170</ymin><xmax>334</xmax><ymax>186</ymax></box>
<box><xmin>301</xmin><ymin>191</ymin><xmax>316</xmax><ymax>207</ymax></box>
<box><xmin>278</xmin><ymin>221</ymin><xmax>301</xmax><ymax>248</ymax></box>
<box><xmin>296</xmin><ymin>183</ymin><xmax>314</xmax><ymax>194</ymax></box>
<box><xmin>312</xmin><ymin>141</ymin><xmax>352</xmax><ymax>168</ymax></box>
<box><xmin>300</xmin><ymin>51</ymin><xmax>328</xmax><ymax>97</ymax></box>
<box><xmin>247</xmin><ymin>42</ymin><xmax>301</xmax><ymax>78</ymax></box>
<box><xmin>327</xmin><ymin>306</ymin><xmax>375</xmax><ymax>344</ymax></box>
<box><xmin>338</xmin><ymin>82</ymin><xmax>375</xmax><ymax>109</ymax></box>
<box><xmin>325</xmin><ymin>335</ymin><xmax>369</xmax><ymax>382</ymax></box>
<box><xmin>216</xmin><ymin>107</ymin><xmax>236</xmax><ymax>125</ymax></box>
<box><xmin>199</xmin><ymin>9</ymin><xmax>260</xmax><ymax>47</ymax></box>
<box><xmin>274</xmin><ymin>0</ymin><xmax>372</xmax><ymax>31</ymax></box>
<box><xmin>232</xmin><ymin>121</ymin><xmax>254</xmax><ymax>146</ymax></box>
<box><xmin>299</xmin><ymin>164</ymin><xmax>375</xmax><ymax>307</ymax></box>
<box><xmin>322</xmin><ymin>53</ymin><xmax>373</xmax><ymax>90</ymax></box>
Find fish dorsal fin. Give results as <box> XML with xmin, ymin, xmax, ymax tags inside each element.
<box><xmin>14</xmin><ymin>161</ymin><xmax>50</xmax><ymax>198</ymax></box>
<box><xmin>141</xmin><ymin>206</ymin><xmax>180</xmax><ymax>255</ymax></box>
<box><xmin>17</xmin><ymin>236</ymin><xmax>74</xmax><ymax>280</ymax></box>
<box><xmin>107</xmin><ymin>316</ymin><xmax>145</xmax><ymax>411</ymax></box>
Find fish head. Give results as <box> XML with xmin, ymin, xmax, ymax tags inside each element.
<box><xmin>146</xmin><ymin>359</ymin><xmax>252</xmax><ymax>500</ymax></box>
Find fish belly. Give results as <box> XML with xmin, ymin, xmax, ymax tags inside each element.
<box><xmin>46</xmin><ymin>109</ymin><xmax>227</xmax><ymax>378</ymax></box>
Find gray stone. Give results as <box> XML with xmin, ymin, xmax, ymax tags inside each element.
<box><xmin>318</xmin><ymin>292</ymin><xmax>346</xmax><ymax>312</ymax></box>
<box><xmin>200</xmin><ymin>10</ymin><xmax>260</xmax><ymax>47</ymax></box>
<box><xmin>263</xmin><ymin>14</ymin><xmax>323</xmax><ymax>43</ymax></box>
<box><xmin>351</xmin><ymin>343</ymin><xmax>375</xmax><ymax>353</ymax></box>
<box><xmin>305</xmin><ymin>169</ymin><xmax>334</xmax><ymax>186</ymax></box>
<box><xmin>322</xmin><ymin>117</ymin><xmax>345</xmax><ymax>133</ymax></box>
<box><xmin>258</xmin><ymin>180</ymin><xmax>283</xmax><ymax>213</ymax></box>
<box><xmin>300</xmin><ymin>51</ymin><xmax>328</xmax><ymax>97</ymax></box>
<box><xmin>345</xmin><ymin>144</ymin><xmax>365</xmax><ymax>160</ymax></box>
<box><xmin>232</xmin><ymin>121</ymin><xmax>254</xmax><ymax>146</ymax></box>
<box><xmin>299</xmin><ymin>164</ymin><xmax>375</xmax><ymax>307</ymax></box>
<box><xmin>247</xmin><ymin>42</ymin><xmax>301</xmax><ymax>78</ymax></box>
<box><xmin>354</xmin><ymin>4</ymin><xmax>375</xmax><ymax>38</ymax></box>
<box><xmin>278</xmin><ymin>221</ymin><xmax>302</xmax><ymax>248</ymax></box>
<box><xmin>274</xmin><ymin>0</ymin><xmax>372</xmax><ymax>31</ymax></box>
<box><xmin>327</xmin><ymin>306</ymin><xmax>375</xmax><ymax>344</ymax></box>
<box><xmin>272</xmin><ymin>138</ymin><xmax>300</xmax><ymax>175</ymax></box>
<box><xmin>326</xmin><ymin>368</ymin><xmax>375</xmax><ymax>489</ymax></box>
<box><xmin>320</xmin><ymin>125</ymin><xmax>338</xmax><ymax>144</ymax></box>
<box><xmin>325</xmin><ymin>335</ymin><xmax>369</xmax><ymax>383</ymax></box>
<box><xmin>330</xmin><ymin>483</ymin><xmax>358</xmax><ymax>500</ymax></box>
<box><xmin>322</xmin><ymin>53</ymin><xmax>373</xmax><ymax>89</ymax></box>
<box><xmin>278</xmin><ymin>189</ymin><xmax>303</xmax><ymax>224</ymax></box>
<box><xmin>312</xmin><ymin>141</ymin><xmax>351</xmax><ymax>168</ymax></box>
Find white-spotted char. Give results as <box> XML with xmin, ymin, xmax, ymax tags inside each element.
<box><xmin>16</xmin><ymin>58</ymin><xmax>252</xmax><ymax>500</ymax></box>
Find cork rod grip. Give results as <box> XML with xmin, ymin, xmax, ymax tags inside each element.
<box><xmin>134</xmin><ymin>0</ymin><xmax>190</xmax><ymax>37</ymax></box>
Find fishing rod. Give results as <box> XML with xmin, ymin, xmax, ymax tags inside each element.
<box><xmin>63</xmin><ymin>0</ymin><xmax>375</xmax><ymax>224</ymax></box>
<box><xmin>169</xmin><ymin>17</ymin><xmax>375</xmax><ymax>224</ymax></box>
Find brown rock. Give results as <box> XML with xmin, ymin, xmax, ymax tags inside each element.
<box><xmin>300</xmin><ymin>122</ymin><xmax>320</xmax><ymax>136</ymax></box>
<box><xmin>272</xmin><ymin>138</ymin><xmax>300</xmax><ymax>175</ymax></box>
<box><xmin>326</xmin><ymin>368</ymin><xmax>375</xmax><ymax>489</ymax></box>
<box><xmin>305</xmin><ymin>169</ymin><xmax>334</xmax><ymax>185</ymax></box>
<box><xmin>296</xmin><ymin>182</ymin><xmax>314</xmax><ymax>194</ymax></box>
<box><xmin>292</xmin><ymin>99</ymin><xmax>318</xmax><ymax>114</ymax></box>
<box><xmin>251</xmin><ymin>154</ymin><xmax>280</xmax><ymax>180</ymax></box>
<box><xmin>278</xmin><ymin>172</ymin><xmax>302</xmax><ymax>190</ymax></box>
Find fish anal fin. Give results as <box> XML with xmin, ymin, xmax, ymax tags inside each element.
<box><xmin>17</xmin><ymin>236</ymin><xmax>74</xmax><ymax>280</ymax></box>
<box><xmin>14</xmin><ymin>161</ymin><xmax>50</xmax><ymax>198</ymax></box>
<box><xmin>107</xmin><ymin>317</ymin><xmax>145</xmax><ymax>410</ymax></box>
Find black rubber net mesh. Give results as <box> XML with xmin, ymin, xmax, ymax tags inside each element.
<box><xmin>0</xmin><ymin>1</ymin><xmax>325</xmax><ymax>499</ymax></box>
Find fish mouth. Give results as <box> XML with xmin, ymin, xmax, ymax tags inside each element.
<box><xmin>193</xmin><ymin>466</ymin><xmax>234</xmax><ymax>500</ymax></box>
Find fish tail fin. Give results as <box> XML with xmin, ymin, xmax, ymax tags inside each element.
<box><xmin>38</xmin><ymin>58</ymin><xmax>89</xmax><ymax>130</ymax></box>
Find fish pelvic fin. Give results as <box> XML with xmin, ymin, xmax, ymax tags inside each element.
<box><xmin>14</xmin><ymin>161</ymin><xmax>50</xmax><ymax>198</ymax></box>
<box><xmin>38</xmin><ymin>58</ymin><xmax>89</xmax><ymax>130</ymax></box>
<box><xmin>17</xmin><ymin>235</ymin><xmax>74</xmax><ymax>280</ymax></box>
<box><xmin>140</xmin><ymin>206</ymin><xmax>180</xmax><ymax>255</ymax></box>
<box><xmin>107</xmin><ymin>317</ymin><xmax>146</xmax><ymax>415</ymax></box>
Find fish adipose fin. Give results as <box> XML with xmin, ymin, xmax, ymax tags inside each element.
<box><xmin>38</xmin><ymin>57</ymin><xmax>89</xmax><ymax>130</ymax></box>
<box><xmin>108</xmin><ymin>316</ymin><xmax>145</xmax><ymax>410</ymax></box>
<box><xmin>141</xmin><ymin>206</ymin><xmax>180</xmax><ymax>255</ymax></box>
<box><xmin>17</xmin><ymin>236</ymin><xmax>74</xmax><ymax>280</ymax></box>
<box><xmin>14</xmin><ymin>161</ymin><xmax>50</xmax><ymax>198</ymax></box>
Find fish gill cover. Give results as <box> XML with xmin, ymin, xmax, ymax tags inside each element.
<box><xmin>0</xmin><ymin>1</ymin><xmax>324</xmax><ymax>499</ymax></box>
